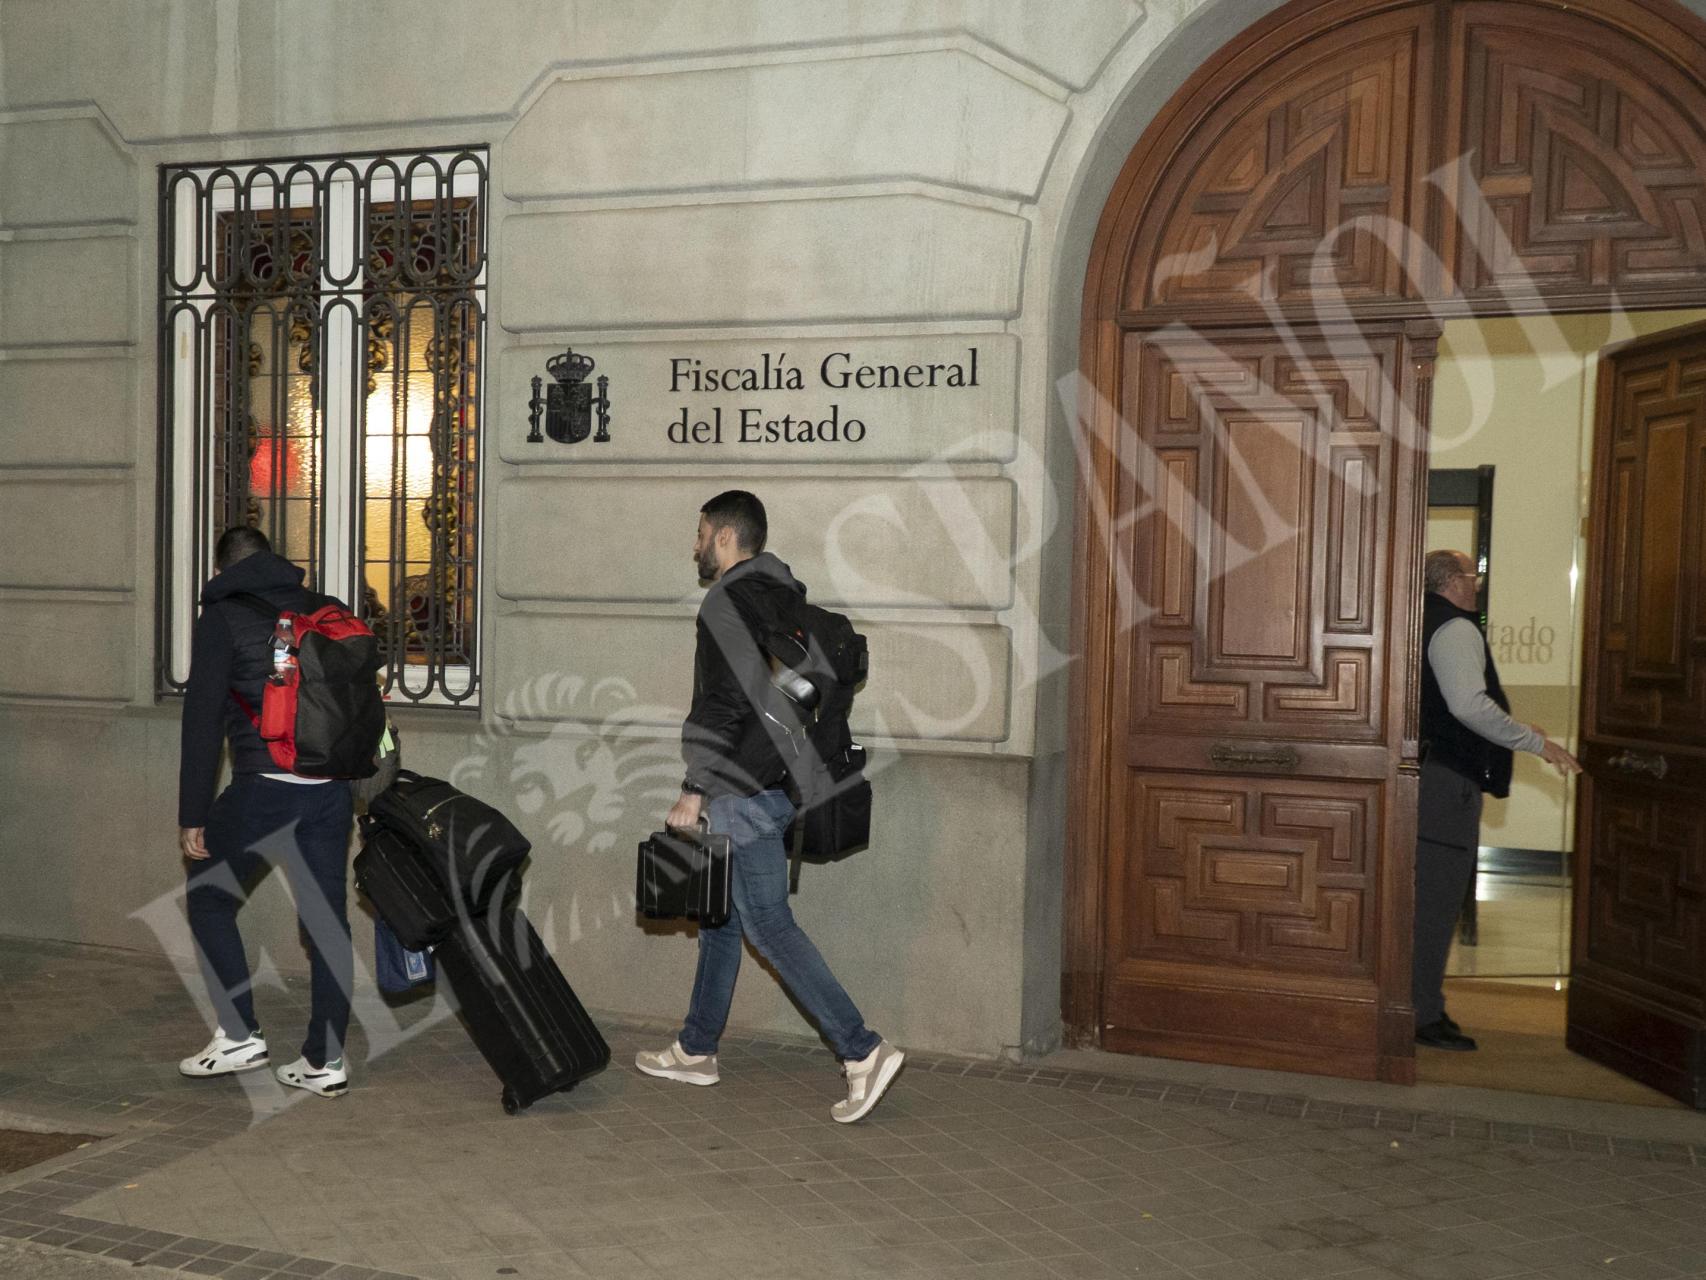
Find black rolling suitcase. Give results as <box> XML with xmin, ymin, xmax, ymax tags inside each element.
<box><xmin>437</xmin><ymin>904</ymin><xmax>610</xmax><ymax>1113</ymax></box>
<box><xmin>636</xmin><ymin>821</ymin><xmax>732</xmax><ymax>926</ymax></box>
<box><xmin>353</xmin><ymin>820</ymin><xmax>458</xmax><ymax>950</ymax></box>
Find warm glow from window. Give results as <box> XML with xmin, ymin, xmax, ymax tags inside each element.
<box><xmin>159</xmin><ymin>148</ymin><xmax>486</xmax><ymax>705</ymax></box>
<box><xmin>363</xmin><ymin>383</ymin><xmax>436</xmax><ymax>500</ymax></box>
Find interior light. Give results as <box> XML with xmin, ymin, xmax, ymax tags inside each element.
<box><xmin>363</xmin><ymin>330</ymin><xmax>437</xmax><ymax>501</ymax></box>
<box><xmin>364</xmin><ymin>388</ymin><xmax>436</xmax><ymax>499</ymax></box>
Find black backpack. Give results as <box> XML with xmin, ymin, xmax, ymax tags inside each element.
<box><xmin>227</xmin><ymin>592</ymin><xmax>385</xmax><ymax>779</ymax></box>
<box><xmin>748</xmin><ymin>594</ymin><xmax>873</xmax><ymax>889</ymax></box>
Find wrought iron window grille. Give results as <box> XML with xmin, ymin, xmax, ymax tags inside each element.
<box><xmin>156</xmin><ymin>147</ymin><xmax>488</xmax><ymax>707</ymax></box>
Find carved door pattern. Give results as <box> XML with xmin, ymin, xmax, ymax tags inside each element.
<box><xmin>1115</xmin><ymin>1</ymin><xmax>1706</xmax><ymax>324</ymax></box>
<box><xmin>1099</xmin><ymin>325</ymin><xmax>1434</xmax><ymax>1081</ymax></box>
<box><xmin>1073</xmin><ymin>0</ymin><xmax>1706</xmax><ymax>1083</ymax></box>
<box><xmin>1440</xmin><ymin>4</ymin><xmax>1706</xmax><ymax>307</ymax></box>
<box><xmin>1569</xmin><ymin>322</ymin><xmax>1706</xmax><ymax>1109</ymax></box>
<box><xmin>1136</xmin><ymin>5</ymin><xmax>1435</xmax><ymax>312</ymax></box>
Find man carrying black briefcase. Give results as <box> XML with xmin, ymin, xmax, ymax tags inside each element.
<box><xmin>634</xmin><ymin>490</ymin><xmax>903</xmax><ymax>1124</ymax></box>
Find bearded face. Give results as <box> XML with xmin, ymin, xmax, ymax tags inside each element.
<box><xmin>693</xmin><ymin>517</ymin><xmax>722</xmax><ymax>583</ymax></box>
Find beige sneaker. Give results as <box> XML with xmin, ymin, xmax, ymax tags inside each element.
<box><xmin>634</xmin><ymin>1040</ymin><xmax>719</xmax><ymax>1086</ymax></box>
<box><xmin>832</xmin><ymin>1039</ymin><xmax>904</xmax><ymax>1123</ymax></box>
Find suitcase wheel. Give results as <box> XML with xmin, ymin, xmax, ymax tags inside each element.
<box><xmin>501</xmin><ymin>1087</ymin><xmax>522</xmax><ymax>1116</ymax></box>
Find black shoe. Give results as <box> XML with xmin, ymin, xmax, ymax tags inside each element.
<box><xmin>1415</xmin><ymin>1019</ymin><xmax>1478</xmax><ymax>1052</ymax></box>
<box><xmin>1441</xmin><ymin>1013</ymin><xmax>1462</xmax><ymax>1035</ymax></box>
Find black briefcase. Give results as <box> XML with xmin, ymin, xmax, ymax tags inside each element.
<box><xmin>636</xmin><ymin>822</ymin><xmax>732</xmax><ymax>926</ymax></box>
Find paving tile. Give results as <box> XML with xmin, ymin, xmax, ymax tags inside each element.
<box><xmin>952</xmin><ymin>1234</ymin><xmax>1027</xmax><ymax>1263</ymax></box>
<box><xmin>100</xmin><ymin>1240</ymin><xmax>162</xmax><ymax>1262</ymax></box>
<box><xmin>862</xmin><ymin>1216</ymin><xmax>940</xmax><ymax>1247</ymax></box>
<box><xmin>147</xmin><ymin>1251</ymin><xmax>201</xmax><ymax>1269</ymax></box>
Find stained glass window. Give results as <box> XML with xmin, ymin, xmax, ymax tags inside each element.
<box><xmin>158</xmin><ymin>149</ymin><xmax>487</xmax><ymax>705</ymax></box>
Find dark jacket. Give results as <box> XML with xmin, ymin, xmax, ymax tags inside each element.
<box><xmin>1420</xmin><ymin>592</ymin><xmax>1515</xmax><ymax>799</ymax></box>
<box><xmin>177</xmin><ymin>551</ymin><xmax>337</xmax><ymax>826</ymax></box>
<box><xmin>682</xmin><ymin>552</ymin><xmax>802</xmax><ymax>799</ymax></box>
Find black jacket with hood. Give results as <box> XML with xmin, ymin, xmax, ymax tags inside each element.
<box><xmin>682</xmin><ymin>551</ymin><xmax>803</xmax><ymax>800</ymax></box>
<box><xmin>177</xmin><ymin>551</ymin><xmax>339</xmax><ymax>827</ymax></box>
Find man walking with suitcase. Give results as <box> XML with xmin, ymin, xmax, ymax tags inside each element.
<box><xmin>636</xmin><ymin>490</ymin><xmax>904</xmax><ymax>1123</ymax></box>
<box><xmin>176</xmin><ymin>527</ymin><xmax>357</xmax><ymax>1098</ymax></box>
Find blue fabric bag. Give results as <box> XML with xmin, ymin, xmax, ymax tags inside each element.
<box><xmin>374</xmin><ymin>917</ymin><xmax>434</xmax><ymax>993</ymax></box>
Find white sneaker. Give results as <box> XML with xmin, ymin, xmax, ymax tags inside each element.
<box><xmin>832</xmin><ymin>1039</ymin><xmax>904</xmax><ymax>1123</ymax></box>
<box><xmin>274</xmin><ymin>1056</ymin><xmax>349</xmax><ymax>1098</ymax></box>
<box><xmin>178</xmin><ymin>1027</ymin><xmax>268</xmax><ymax>1078</ymax></box>
<box><xmin>634</xmin><ymin>1040</ymin><xmax>719</xmax><ymax>1086</ymax></box>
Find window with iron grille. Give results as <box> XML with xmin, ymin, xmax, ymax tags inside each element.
<box><xmin>156</xmin><ymin>147</ymin><xmax>488</xmax><ymax>705</ymax></box>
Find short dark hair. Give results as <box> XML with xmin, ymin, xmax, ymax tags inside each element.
<box><xmin>215</xmin><ymin>525</ymin><xmax>272</xmax><ymax>571</ymax></box>
<box><xmin>700</xmin><ymin>490</ymin><xmax>767</xmax><ymax>554</ymax></box>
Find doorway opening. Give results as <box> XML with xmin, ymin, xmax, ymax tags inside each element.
<box><xmin>1420</xmin><ymin>312</ymin><xmax>1705</xmax><ymax>1109</ymax></box>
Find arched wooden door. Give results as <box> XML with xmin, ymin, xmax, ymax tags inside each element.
<box><xmin>1067</xmin><ymin>0</ymin><xmax>1706</xmax><ymax>1083</ymax></box>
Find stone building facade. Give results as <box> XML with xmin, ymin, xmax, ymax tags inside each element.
<box><xmin>0</xmin><ymin>0</ymin><xmax>1263</xmax><ymax>1059</ymax></box>
<box><xmin>8</xmin><ymin>0</ymin><xmax>1705</xmax><ymax>1081</ymax></box>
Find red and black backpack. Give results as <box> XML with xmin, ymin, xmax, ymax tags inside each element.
<box><xmin>229</xmin><ymin>592</ymin><xmax>386</xmax><ymax>779</ymax></box>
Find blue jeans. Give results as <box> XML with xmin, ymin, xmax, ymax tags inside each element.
<box><xmin>679</xmin><ymin>789</ymin><xmax>880</xmax><ymax>1062</ymax></box>
<box><xmin>186</xmin><ymin>775</ymin><xmax>354</xmax><ymax>1067</ymax></box>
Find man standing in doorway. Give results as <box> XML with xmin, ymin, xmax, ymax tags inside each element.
<box><xmin>1415</xmin><ymin>549</ymin><xmax>1581</xmax><ymax>1051</ymax></box>
<box><xmin>176</xmin><ymin>526</ymin><xmax>356</xmax><ymax>1098</ymax></box>
<box><xmin>635</xmin><ymin>490</ymin><xmax>904</xmax><ymax>1123</ymax></box>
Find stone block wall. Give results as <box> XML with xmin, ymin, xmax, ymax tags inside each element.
<box><xmin>0</xmin><ymin>0</ymin><xmax>1272</xmax><ymax>1058</ymax></box>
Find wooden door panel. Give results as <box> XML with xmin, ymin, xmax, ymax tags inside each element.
<box><xmin>1128</xmin><ymin>6</ymin><xmax>1436</xmax><ymax>311</ymax></box>
<box><xmin>1325</xmin><ymin>444</ymin><xmax>1382</xmax><ymax>633</ymax></box>
<box><xmin>1442</xmin><ymin>4</ymin><xmax>1706</xmax><ymax>305</ymax></box>
<box><xmin>1570</xmin><ymin>760</ymin><xmax>1706</xmax><ymax>1104</ymax></box>
<box><xmin>1582</xmin><ymin>784</ymin><xmax>1705</xmax><ymax>1000</ymax></box>
<box><xmin>1104</xmin><ymin>770</ymin><xmax>1385</xmax><ymax>1077</ymax></box>
<box><xmin>1592</xmin><ymin>351</ymin><xmax>1706</xmax><ymax>738</ymax></box>
<box><xmin>1101</xmin><ymin>323</ymin><xmax>1430</xmax><ymax>1081</ymax></box>
<box><xmin>1572</xmin><ymin>323</ymin><xmax>1706</xmax><ymax>1109</ymax></box>
<box><xmin>1213</xmin><ymin>410</ymin><xmax>1312</xmax><ymax>662</ymax></box>
<box><xmin>1632</xmin><ymin>417</ymin><xmax>1688</xmax><ymax>672</ymax></box>
<box><xmin>1110</xmin><ymin>773</ymin><xmax>1379</xmax><ymax>976</ymax></box>
<box><xmin>1123</xmin><ymin>334</ymin><xmax>1396</xmax><ymax>745</ymax></box>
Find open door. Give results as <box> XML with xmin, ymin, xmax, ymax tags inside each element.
<box><xmin>1569</xmin><ymin>321</ymin><xmax>1706</xmax><ymax>1109</ymax></box>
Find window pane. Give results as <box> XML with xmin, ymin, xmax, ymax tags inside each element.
<box><xmin>359</xmin><ymin>195</ymin><xmax>482</xmax><ymax>690</ymax></box>
<box><xmin>158</xmin><ymin>151</ymin><xmax>487</xmax><ymax>705</ymax></box>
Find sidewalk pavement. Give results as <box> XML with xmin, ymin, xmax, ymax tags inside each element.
<box><xmin>2</xmin><ymin>936</ymin><xmax>1703</xmax><ymax>1280</ymax></box>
